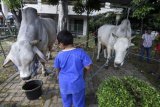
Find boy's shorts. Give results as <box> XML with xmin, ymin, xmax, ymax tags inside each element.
<box><xmin>61</xmin><ymin>89</ymin><xmax>85</xmax><ymax>107</ymax></box>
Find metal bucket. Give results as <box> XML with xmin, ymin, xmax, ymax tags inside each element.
<box><xmin>22</xmin><ymin>80</ymin><xmax>43</xmax><ymax>100</ymax></box>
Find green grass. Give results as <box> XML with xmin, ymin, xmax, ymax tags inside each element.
<box><xmin>0</xmin><ymin>55</ymin><xmax>5</xmax><ymax>66</ymax></box>
<box><xmin>74</xmin><ymin>34</ymin><xmax>160</xmax><ymax>91</ymax></box>
<box><xmin>0</xmin><ymin>39</ymin><xmax>16</xmax><ymax>84</ymax></box>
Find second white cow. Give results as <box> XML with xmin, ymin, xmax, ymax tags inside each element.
<box><xmin>96</xmin><ymin>19</ymin><xmax>134</xmax><ymax>67</ymax></box>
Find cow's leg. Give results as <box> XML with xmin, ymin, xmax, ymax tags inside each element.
<box><xmin>41</xmin><ymin>62</ymin><xmax>46</xmax><ymax>75</ymax></box>
<box><xmin>111</xmin><ymin>49</ymin><xmax>115</xmax><ymax>57</ymax></box>
<box><xmin>104</xmin><ymin>48</ymin><xmax>107</xmax><ymax>59</ymax></box>
<box><xmin>104</xmin><ymin>47</ymin><xmax>111</xmax><ymax>67</ymax></box>
<box><xmin>41</xmin><ymin>62</ymin><xmax>49</xmax><ymax>76</ymax></box>
<box><xmin>96</xmin><ymin>41</ymin><xmax>101</xmax><ymax>61</ymax></box>
<box><xmin>47</xmin><ymin>52</ymin><xmax>51</xmax><ymax>60</ymax></box>
<box><xmin>47</xmin><ymin>45</ymin><xmax>52</xmax><ymax>60</ymax></box>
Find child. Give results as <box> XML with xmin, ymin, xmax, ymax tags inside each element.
<box><xmin>140</xmin><ymin>30</ymin><xmax>154</xmax><ymax>63</ymax></box>
<box><xmin>53</xmin><ymin>30</ymin><xmax>92</xmax><ymax>107</ymax></box>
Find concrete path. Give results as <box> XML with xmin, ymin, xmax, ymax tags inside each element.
<box><xmin>0</xmin><ymin>50</ymin><xmax>98</xmax><ymax>107</ymax></box>
<box><xmin>0</xmin><ymin>69</ymin><xmax>98</xmax><ymax>107</ymax></box>
<box><xmin>0</xmin><ymin>52</ymin><xmax>147</xmax><ymax>107</ymax></box>
<box><xmin>0</xmin><ymin>71</ymin><xmax>63</xmax><ymax>107</ymax></box>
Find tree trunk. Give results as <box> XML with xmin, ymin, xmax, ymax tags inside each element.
<box><xmin>11</xmin><ymin>9</ymin><xmax>22</xmax><ymax>29</ymax></box>
<box><xmin>140</xmin><ymin>18</ymin><xmax>143</xmax><ymax>34</ymax></box>
<box><xmin>1</xmin><ymin>0</ymin><xmax>21</xmax><ymax>29</ymax></box>
<box><xmin>86</xmin><ymin>10</ymin><xmax>89</xmax><ymax>48</ymax></box>
<box><xmin>57</xmin><ymin>0</ymin><xmax>68</xmax><ymax>32</ymax></box>
<box><xmin>1</xmin><ymin>0</ymin><xmax>8</xmax><ymax>18</ymax></box>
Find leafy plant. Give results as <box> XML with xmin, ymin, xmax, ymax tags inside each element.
<box><xmin>3</xmin><ymin>0</ymin><xmax>21</xmax><ymax>10</ymax></box>
<box><xmin>73</xmin><ymin>0</ymin><xmax>101</xmax><ymax>14</ymax></box>
<box><xmin>97</xmin><ymin>77</ymin><xmax>135</xmax><ymax>107</ymax></box>
<box><xmin>89</xmin><ymin>13</ymin><xmax>117</xmax><ymax>32</ymax></box>
<box><xmin>131</xmin><ymin>0</ymin><xmax>154</xmax><ymax>19</ymax></box>
<box><xmin>97</xmin><ymin>76</ymin><xmax>160</xmax><ymax>107</ymax></box>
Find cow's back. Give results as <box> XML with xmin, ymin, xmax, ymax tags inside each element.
<box><xmin>40</xmin><ymin>18</ymin><xmax>57</xmax><ymax>47</ymax></box>
<box><xmin>98</xmin><ymin>24</ymin><xmax>116</xmax><ymax>46</ymax></box>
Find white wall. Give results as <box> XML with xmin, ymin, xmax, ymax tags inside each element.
<box><xmin>83</xmin><ymin>17</ymin><xmax>87</xmax><ymax>36</ymax></box>
<box><xmin>24</xmin><ymin>4</ymin><xmax>87</xmax><ymax>15</ymax></box>
<box><xmin>24</xmin><ymin>3</ymin><xmax>122</xmax><ymax>36</ymax></box>
<box><xmin>24</xmin><ymin>3</ymin><xmax>122</xmax><ymax>16</ymax></box>
<box><xmin>24</xmin><ymin>4</ymin><xmax>58</xmax><ymax>14</ymax></box>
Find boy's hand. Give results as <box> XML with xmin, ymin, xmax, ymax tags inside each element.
<box><xmin>54</xmin><ymin>68</ymin><xmax>59</xmax><ymax>81</ymax></box>
<box><xmin>55</xmin><ymin>72</ymin><xmax>59</xmax><ymax>80</ymax></box>
<box><xmin>84</xmin><ymin>64</ymin><xmax>92</xmax><ymax>72</ymax></box>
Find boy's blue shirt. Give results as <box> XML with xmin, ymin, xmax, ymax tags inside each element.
<box><xmin>54</xmin><ymin>48</ymin><xmax>92</xmax><ymax>94</ymax></box>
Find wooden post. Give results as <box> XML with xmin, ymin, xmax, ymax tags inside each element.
<box><xmin>86</xmin><ymin>10</ymin><xmax>89</xmax><ymax>48</ymax></box>
<box><xmin>1</xmin><ymin>11</ymin><xmax>13</xmax><ymax>36</ymax></box>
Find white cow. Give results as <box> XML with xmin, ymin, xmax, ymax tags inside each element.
<box><xmin>96</xmin><ymin>19</ymin><xmax>134</xmax><ymax>67</ymax></box>
<box><xmin>3</xmin><ymin>7</ymin><xmax>57</xmax><ymax>80</ymax></box>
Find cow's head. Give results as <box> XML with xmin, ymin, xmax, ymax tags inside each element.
<box><xmin>3</xmin><ymin>40</ymin><xmax>47</xmax><ymax>80</ymax></box>
<box><xmin>112</xmin><ymin>34</ymin><xmax>134</xmax><ymax>67</ymax></box>
<box><xmin>116</xmin><ymin>19</ymin><xmax>131</xmax><ymax>38</ymax></box>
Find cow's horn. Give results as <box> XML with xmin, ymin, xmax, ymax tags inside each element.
<box><xmin>129</xmin><ymin>36</ymin><xmax>136</xmax><ymax>40</ymax></box>
<box><xmin>3</xmin><ymin>55</ymin><xmax>11</xmax><ymax>67</ymax></box>
<box><xmin>30</xmin><ymin>40</ymin><xmax>41</xmax><ymax>45</ymax></box>
<box><xmin>112</xmin><ymin>33</ymin><xmax>118</xmax><ymax>38</ymax></box>
<box><xmin>33</xmin><ymin>46</ymin><xmax>47</xmax><ymax>63</ymax></box>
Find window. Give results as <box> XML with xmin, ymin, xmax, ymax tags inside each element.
<box><xmin>23</xmin><ymin>0</ymin><xmax>37</xmax><ymax>4</ymax></box>
<box><xmin>69</xmin><ymin>19</ymin><xmax>83</xmax><ymax>36</ymax></box>
<box><xmin>41</xmin><ymin>0</ymin><xmax>49</xmax><ymax>4</ymax></box>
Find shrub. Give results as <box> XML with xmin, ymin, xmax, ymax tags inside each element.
<box><xmin>96</xmin><ymin>76</ymin><xmax>160</xmax><ymax>107</ymax></box>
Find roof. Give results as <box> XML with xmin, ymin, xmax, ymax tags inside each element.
<box><xmin>100</xmin><ymin>0</ymin><xmax>132</xmax><ymax>5</ymax></box>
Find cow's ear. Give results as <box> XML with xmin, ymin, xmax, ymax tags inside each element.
<box><xmin>112</xmin><ymin>33</ymin><xmax>118</xmax><ymax>39</ymax></box>
<box><xmin>129</xmin><ymin>36</ymin><xmax>136</xmax><ymax>40</ymax></box>
<box><xmin>33</xmin><ymin>46</ymin><xmax>47</xmax><ymax>63</ymax></box>
<box><xmin>3</xmin><ymin>55</ymin><xmax>11</xmax><ymax>67</ymax></box>
<box><xmin>30</xmin><ymin>40</ymin><xmax>40</xmax><ymax>45</ymax></box>
<box><xmin>130</xmin><ymin>43</ymin><xmax>135</xmax><ymax>47</ymax></box>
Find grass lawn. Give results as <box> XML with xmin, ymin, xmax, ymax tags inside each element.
<box><xmin>0</xmin><ymin>34</ymin><xmax>159</xmax><ymax>90</ymax></box>
<box><xmin>0</xmin><ymin>38</ymin><xmax>16</xmax><ymax>84</ymax></box>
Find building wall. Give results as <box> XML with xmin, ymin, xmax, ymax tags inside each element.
<box><xmin>24</xmin><ymin>3</ymin><xmax>87</xmax><ymax>36</ymax></box>
<box><xmin>23</xmin><ymin>1</ymin><xmax>122</xmax><ymax>36</ymax></box>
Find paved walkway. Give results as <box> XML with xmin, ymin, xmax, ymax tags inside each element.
<box><xmin>0</xmin><ymin>50</ymin><xmax>98</xmax><ymax>107</ymax></box>
<box><xmin>0</xmin><ymin>69</ymin><xmax>98</xmax><ymax>107</ymax></box>
<box><xmin>0</xmin><ymin>71</ymin><xmax>63</xmax><ymax>107</ymax></box>
<box><xmin>0</xmin><ymin>53</ymin><xmax>147</xmax><ymax>107</ymax></box>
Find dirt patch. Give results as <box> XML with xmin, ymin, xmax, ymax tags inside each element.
<box><xmin>89</xmin><ymin>61</ymin><xmax>147</xmax><ymax>89</ymax></box>
<box><xmin>0</xmin><ymin>36</ymin><xmax>159</xmax><ymax>106</ymax></box>
<box><xmin>85</xmin><ymin>49</ymin><xmax>159</xmax><ymax>106</ymax></box>
<box><xmin>0</xmin><ymin>39</ymin><xmax>17</xmax><ymax>85</ymax></box>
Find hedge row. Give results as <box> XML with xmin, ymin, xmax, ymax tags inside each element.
<box><xmin>96</xmin><ymin>76</ymin><xmax>160</xmax><ymax>107</ymax></box>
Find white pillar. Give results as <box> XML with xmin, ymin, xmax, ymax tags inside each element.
<box><xmin>37</xmin><ymin>0</ymin><xmax>42</xmax><ymax>4</ymax></box>
<box><xmin>37</xmin><ymin>0</ymin><xmax>42</xmax><ymax>14</ymax></box>
<box><xmin>83</xmin><ymin>17</ymin><xmax>87</xmax><ymax>36</ymax></box>
<box><xmin>116</xmin><ymin>13</ymin><xmax>121</xmax><ymax>26</ymax></box>
<box><xmin>1</xmin><ymin>0</ymin><xmax>9</xmax><ymax>18</ymax></box>
<box><xmin>67</xmin><ymin>17</ymin><xmax>70</xmax><ymax>30</ymax></box>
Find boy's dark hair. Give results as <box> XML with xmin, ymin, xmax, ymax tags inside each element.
<box><xmin>57</xmin><ymin>30</ymin><xmax>73</xmax><ymax>45</ymax></box>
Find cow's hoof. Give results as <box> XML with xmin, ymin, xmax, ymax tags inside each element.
<box><xmin>104</xmin><ymin>65</ymin><xmax>109</xmax><ymax>69</ymax></box>
<box><xmin>44</xmin><ymin>72</ymin><xmax>49</xmax><ymax>76</ymax></box>
<box><xmin>96</xmin><ymin>59</ymin><xmax>100</xmax><ymax>62</ymax></box>
<box><xmin>31</xmin><ymin>72</ymin><xmax>38</xmax><ymax>77</ymax></box>
<box><xmin>114</xmin><ymin>67</ymin><xmax>119</xmax><ymax>70</ymax></box>
<box><xmin>47</xmin><ymin>55</ymin><xmax>52</xmax><ymax>60</ymax></box>
<box><xmin>22</xmin><ymin>76</ymin><xmax>31</xmax><ymax>80</ymax></box>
